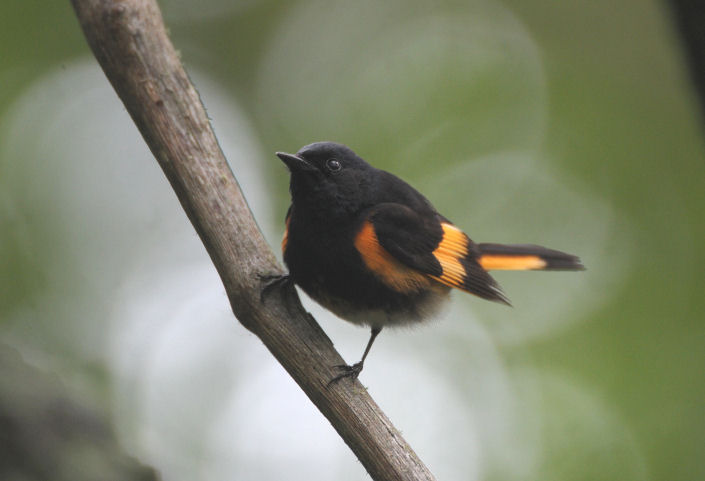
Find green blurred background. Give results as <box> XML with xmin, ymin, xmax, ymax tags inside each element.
<box><xmin>1</xmin><ymin>1</ymin><xmax>703</xmax><ymax>480</ymax></box>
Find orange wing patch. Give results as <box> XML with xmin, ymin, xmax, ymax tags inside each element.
<box><xmin>478</xmin><ymin>255</ymin><xmax>547</xmax><ymax>270</ymax></box>
<box><xmin>282</xmin><ymin>212</ymin><xmax>291</xmax><ymax>254</ymax></box>
<box><xmin>354</xmin><ymin>221</ymin><xmax>431</xmax><ymax>293</ymax></box>
<box><xmin>429</xmin><ymin>223</ymin><xmax>470</xmax><ymax>289</ymax></box>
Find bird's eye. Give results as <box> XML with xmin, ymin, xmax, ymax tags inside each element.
<box><xmin>326</xmin><ymin>158</ymin><xmax>342</xmax><ymax>172</ymax></box>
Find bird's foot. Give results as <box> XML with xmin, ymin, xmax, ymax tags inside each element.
<box><xmin>259</xmin><ymin>272</ymin><xmax>301</xmax><ymax>315</ymax></box>
<box><xmin>328</xmin><ymin>362</ymin><xmax>364</xmax><ymax>386</ymax></box>
<box><xmin>259</xmin><ymin>273</ymin><xmax>292</xmax><ymax>303</ymax></box>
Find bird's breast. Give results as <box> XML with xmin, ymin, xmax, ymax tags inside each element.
<box><xmin>283</xmin><ymin>209</ymin><xmax>450</xmax><ymax>328</ymax></box>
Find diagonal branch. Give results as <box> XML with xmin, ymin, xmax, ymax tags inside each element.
<box><xmin>69</xmin><ymin>1</ymin><xmax>435</xmax><ymax>480</ymax></box>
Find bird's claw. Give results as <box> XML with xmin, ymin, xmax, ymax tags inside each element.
<box><xmin>328</xmin><ymin>362</ymin><xmax>364</xmax><ymax>386</ymax></box>
<box><xmin>259</xmin><ymin>273</ymin><xmax>291</xmax><ymax>303</ymax></box>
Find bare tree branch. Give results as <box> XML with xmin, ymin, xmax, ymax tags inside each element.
<box><xmin>69</xmin><ymin>1</ymin><xmax>436</xmax><ymax>479</ymax></box>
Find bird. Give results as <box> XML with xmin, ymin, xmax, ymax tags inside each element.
<box><xmin>265</xmin><ymin>141</ymin><xmax>583</xmax><ymax>382</ymax></box>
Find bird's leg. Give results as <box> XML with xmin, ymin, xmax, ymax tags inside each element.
<box><xmin>329</xmin><ymin>327</ymin><xmax>382</xmax><ymax>385</ymax></box>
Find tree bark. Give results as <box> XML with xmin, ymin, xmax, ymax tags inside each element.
<box><xmin>70</xmin><ymin>1</ymin><xmax>435</xmax><ymax>480</ymax></box>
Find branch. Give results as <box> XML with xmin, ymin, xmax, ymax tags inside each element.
<box><xmin>70</xmin><ymin>1</ymin><xmax>435</xmax><ymax>480</ymax></box>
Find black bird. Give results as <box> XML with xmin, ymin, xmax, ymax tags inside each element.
<box><xmin>269</xmin><ymin>142</ymin><xmax>583</xmax><ymax>382</ymax></box>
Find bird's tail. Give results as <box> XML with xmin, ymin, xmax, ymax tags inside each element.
<box><xmin>477</xmin><ymin>243</ymin><xmax>584</xmax><ymax>271</ymax></box>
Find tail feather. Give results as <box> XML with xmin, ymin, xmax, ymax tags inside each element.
<box><xmin>459</xmin><ymin>259</ymin><xmax>512</xmax><ymax>306</ymax></box>
<box><xmin>477</xmin><ymin>243</ymin><xmax>584</xmax><ymax>271</ymax></box>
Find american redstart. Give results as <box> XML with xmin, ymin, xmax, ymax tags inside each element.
<box><xmin>265</xmin><ymin>142</ymin><xmax>583</xmax><ymax>382</ymax></box>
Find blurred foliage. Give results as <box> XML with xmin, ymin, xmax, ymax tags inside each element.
<box><xmin>1</xmin><ymin>0</ymin><xmax>704</xmax><ymax>480</ymax></box>
<box><xmin>0</xmin><ymin>344</ymin><xmax>157</xmax><ymax>481</ymax></box>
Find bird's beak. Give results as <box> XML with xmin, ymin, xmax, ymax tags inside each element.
<box><xmin>276</xmin><ymin>152</ymin><xmax>315</xmax><ymax>172</ymax></box>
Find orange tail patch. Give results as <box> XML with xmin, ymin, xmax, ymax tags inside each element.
<box><xmin>478</xmin><ymin>255</ymin><xmax>547</xmax><ymax>271</ymax></box>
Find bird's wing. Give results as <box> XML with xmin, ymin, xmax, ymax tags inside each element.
<box><xmin>354</xmin><ymin>203</ymin><xmax>509</xmax><ymax>304</ymax></box>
